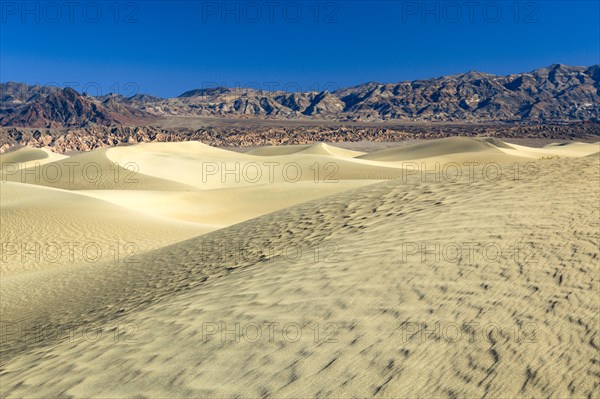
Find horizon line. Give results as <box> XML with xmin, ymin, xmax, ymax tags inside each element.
<box><xmin>2</xmin><ymin>62</ymin><xmax>597</xmax><ymax>99</ymax></box>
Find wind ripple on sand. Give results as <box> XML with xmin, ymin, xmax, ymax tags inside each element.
<box><xmin>1</xmin><ymin>155</ymin><xmax>598</xmax><ymax>398</ymax></box>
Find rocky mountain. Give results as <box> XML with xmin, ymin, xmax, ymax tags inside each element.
<box><xmin>0</xmin><ymin>87</ymin><xmax>151</xmax><ymax>128</ymax></box>
<box><xmin>1</xmin><ymin>64</ymin><xmax>598</xmax><ymax>127</ymax></box>
<box><xmin>127</xmin><ymin>93</ymin><xmax>163</xmax><ymax>103</ymax></box>
<box><xmin>334</xmin><ymin>64</ymin><xmax>599</xmax><ymax>122</ymax></box>
<box><xmin>0</xmin><ymin>82</ymin><xmax>62</xmax><ymax>106</ymax></box>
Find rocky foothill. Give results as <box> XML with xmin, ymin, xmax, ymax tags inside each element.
<box><xmin>1</xmin><ymin>123</ymin><xmax>597</xmax><ymax>154</ymax></box>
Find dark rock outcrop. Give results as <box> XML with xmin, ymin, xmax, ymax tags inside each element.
<box><xmin>2</xmin><ymin>122</ymin><xmax>598</xmax><ymax>154</ymax></box>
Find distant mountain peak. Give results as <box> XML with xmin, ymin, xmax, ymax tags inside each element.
<box><xmin>0</xmin><ymin>84</ymin><xmax>150</xmax><ymax>128</ymax></box>
<box><xmin>178</xmin><ymin>87</ymin><xmax>230</xmax><ymax>98</ymax></box>
<box><xmin>2</xmin><ymin>63</ymin><xmax>599</xmax><ymax>126</ymax></box>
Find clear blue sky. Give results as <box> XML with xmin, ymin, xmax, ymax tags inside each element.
<box><xmin>1</xmin><ymin>0</ymin><xmax>598</xmax><ymax>97</ymax></box>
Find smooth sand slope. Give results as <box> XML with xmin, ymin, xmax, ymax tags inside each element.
<box><xmin>0</xmin><ymin>142</ymin><xmax>384</xmax><ymax>274</ymax></box>
<box><xmin>0</xmin><ymin>147</ymin><xmax>69</xmax><ymax>166</ymax></box>
<box><xmin>4</xmin><ymin>136</ymin><xmax>580</xmax><ymax>273</ymax></box>
<box><xmin>1</xmin><ymin>147</ymin><xmax>193</xmax><ymax>191</ymax></box>
<box><xmin>103</xmin><ymin>141</ymin><xmax>406</xmax><ymax>188</ymax></box>
<box><xmin>358</xmin><ymin>137</ymin><xmax>599</xmax><ymax>163</ymax></box>
<box><xmin>0</xmin><ymin>138</ymin><xmax>598</xmax><ymax>398</ymax></box>
<box><xmin>248</xmin><ymin>142</ymin><xmax>366</xmax><ymax>157</ymax></box>
<box><xmin>0</xmin><ymin>181</ymin><xmax>212</xmax><ymax>275</ymax></box>
<box><xmin>357</xmin><ymin>136</ymin><xmax>505</xmax><ymax>161</ymax></box>
<box><xmin>76</xmin><ymin>181</ymin><xmax>377</xmax><ymax>226</ymax></box>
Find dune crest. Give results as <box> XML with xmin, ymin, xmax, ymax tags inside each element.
<box><xmin>0</xmin><ymin>146</ymin><xmax>68</xmax><ymax>168</ymax></box>
<box><xmin>1</xmin><ymin>137</ymin><xmax>598</xmax><ymax>398</ymax></box>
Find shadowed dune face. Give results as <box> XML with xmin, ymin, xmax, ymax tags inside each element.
<box><xmin>0</xmin><ymin>147</ymin><xmax>68</xmax><ymax>167</ymax></box>
<box><xmin>0</xmin><ymin>182</ymin><xmax>212</xmax><ymax>275</ymax></box>
<box><xmin>0</xmin><ymin>138</ymin><xmax>599</xmax><ymax>398</ymax></box>
<box><xmin>0</xmin><ymin>147</ymin><xmax>51</xmax><ymax>163</ymax></box>
<box><xmin>1</xmin><ymin>148</ymin><xmax>194</xmax><ymax>191</ymax></box>
<box><xmin>246</xmin><ymin>142</ymin><xmax>366</xmax><ymax>158</ymax></box>
<box><xmin>356</xmin><ymin>136</ymin><xmax>506</xmax><ymax>161</ymax></box>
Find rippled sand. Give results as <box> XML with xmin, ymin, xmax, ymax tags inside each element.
<box><xmin>1</xmin><ymin>138</ymin><xmax>598</xmax><ymax>397</ymax></box>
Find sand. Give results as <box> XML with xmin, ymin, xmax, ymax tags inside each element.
<box><xmin>0</xmin><ymin>138</ymin><xmax>598</xmax><ymax>398</ymax></box>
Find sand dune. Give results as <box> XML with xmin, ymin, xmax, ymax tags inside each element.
<box><xmin>358</xmin><ymin>137</ymin><xmax>599</xmax><ymax>164</ymax></box>
<box><xmin>0</xmin><ymin>142</ymin><xmax>386</xmax><ymax>276</ymax></box>
<box><xmin>499</xmin><ymin>141</ymin><xmax>600</xmax><ymax>159</ymax></box>
<box><xmin>357</xmin><ymin>137</ymin><xmax>506</xmax><ymax>161</ymax></box>
<box><xmin>1</xmin><ymin>148</ymin><xmax>193</xmax><ymax>191</ymax></box>
<box><xmin>249</xmin><ymin>143</ymin><xmax>366</xmax><ymax>158</ymax></box>
<box><xmin>247</xmin><ymin>143</ymin><xmax>314</xmax><ymax>156</ymax></box>
<box><xmin>104</xmin><ymin>141</ymin><xmax>404</xmax><ymax>188</ymax></box>
<box><xmin>1</xmin><ymin>138</ymin><xmax>598</xmax><ymax>398</ymax></box>
<box><xmin>78</xmin><ymin>181</ymin><xmax>378</xmax><ymax>226</ymax></box>
<box><xmin>0</xmin><ymin>146</ymin><xmax>68</xmax><ymax>168</ymax></box>
<box><xmin>0</xmin><ymin>181</ymin><xmax>211</xmax><ymax>275</ymax></box>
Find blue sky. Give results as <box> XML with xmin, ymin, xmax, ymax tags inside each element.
<box><xmin>1</xmin><ymin>0</ymin><xmax>599</xmax><ymax>97</ymax></box>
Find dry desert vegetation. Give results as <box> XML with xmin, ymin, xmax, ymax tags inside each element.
<box><xmin>0</xmin><ymin>137</ymin><xmax>599</xmax><ymax>398</ymax></box>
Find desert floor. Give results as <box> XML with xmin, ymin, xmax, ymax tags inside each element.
<box><xmin>0</xmin><ymin>137</ymin><xmax>598</xmax><ymax>398</ymax></box>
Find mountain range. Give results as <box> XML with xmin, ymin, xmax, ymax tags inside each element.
<box><xmin>1</xmin><ymin>64</ymin><xmax>598</xmax><ymax>127</ymax></box>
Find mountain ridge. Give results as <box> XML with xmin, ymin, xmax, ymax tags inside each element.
<box><xmin>1</xmin><ymin>64</ymin><xmax>598</xmax><ymax>127</ymax></box>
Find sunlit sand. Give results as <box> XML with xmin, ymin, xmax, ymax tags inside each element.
<box><xmin>1</xmin><ymin>138</ymin><xmax>598</xmax><ymax>397</ymax></box>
